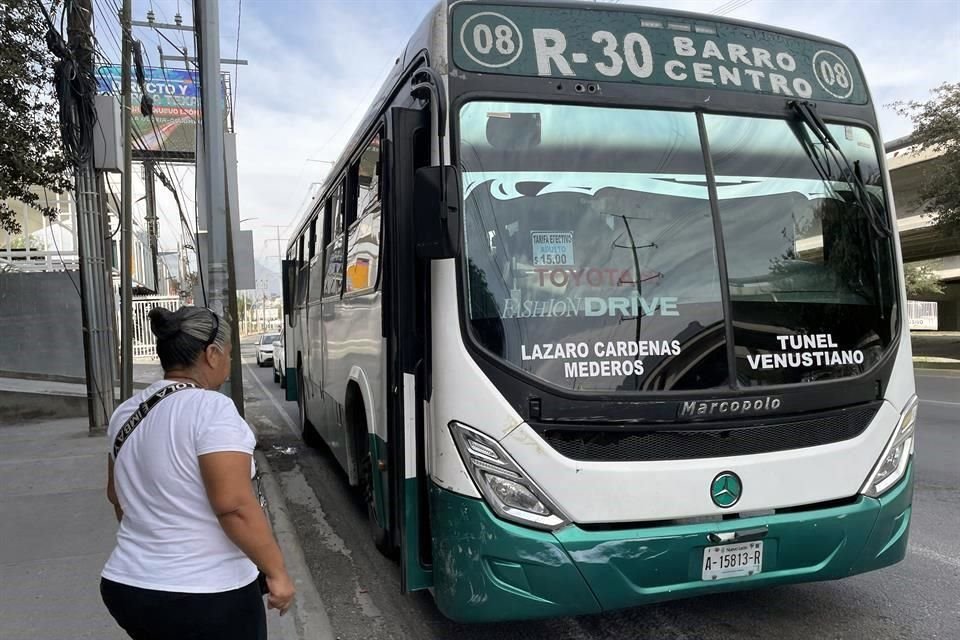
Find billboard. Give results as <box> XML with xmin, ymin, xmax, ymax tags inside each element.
<box><xmin>96</xmin><ymin>66</ymin><xmax>228</xmax><ymax>158</ymax></box>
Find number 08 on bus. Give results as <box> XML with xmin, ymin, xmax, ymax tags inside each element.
<box><xmin>279</xmin><ymin>0</ymin><xmax>917</xmax><ymax>623</ymax></box>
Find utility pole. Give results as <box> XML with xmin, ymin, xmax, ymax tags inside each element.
<box><xmin>97</xmin><ymin>174</ymin><xmax>120</xmax><ymax>376</ymax></box>
<box><xmin>196</xmin><ymin>0</ymin><xmax>243</xmax><ymax>408</ymax></box>
<box><xmin>144</xmin><ymin>159</ymin><xmax>159</xmax><ymax>291</ymax></box>
<box><xmin>66</xmin><ymin>0</ymin><xmax>116</xmax><ymax>433</ymax></box>
<box><xmin>224</xmin><ymin>164</ymin><xmax>245</xmax><ymax>414</ymax></box>
<box><xmin>120</xmin><ymin>0</ymin><xmax>134</xmax><ymax>399</ymax></box>
<box><xmin>261</xmin><ymin>224</ymin><xmax>286</xmax><ymax>270</ymax></box>
<box><xmin>196</xmin><ymin>0</ymin><xmax>229</xmax><ymax>320</ymax></box>
<box><xmin>131</xmin><ymin>4</ymin><xmax>244</xmax><ymax>406</ymax></box>
<box><xmin>262</xmin><ymin>283</ymin><xmax>267</xmax><ymax>332</ymax></box>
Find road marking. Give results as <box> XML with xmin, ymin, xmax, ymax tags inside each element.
<box><xmin>920</xmin><ymin>399</ymin><xmax>960</xmax><ymax>407</ymax></box>
<box><xmin>244</xmin><ymin>363</ymin><xmax>300</xmax><ymax>439</ymax></box>
<box><xmin>909</xmin><ymin>544</ymin><xmax>960</xmax><ymax>570</ymax></box>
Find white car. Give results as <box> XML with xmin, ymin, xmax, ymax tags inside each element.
<box><xmin>255</xmin><ymin>333</ymin><xmax>280</xmax><ymax>367</ymax></box>
<box><xmin>273</xmin><ymin>337</ymin><xmax>286</xmax><ymax>388</ymax></box>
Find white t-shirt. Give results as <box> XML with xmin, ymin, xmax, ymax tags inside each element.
<box><xmin>102</xmin><ymin>381</ymin><xmax>259</xmax><ymax>593</ymax></box>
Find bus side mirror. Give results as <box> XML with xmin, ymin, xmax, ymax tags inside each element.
<box><xmin>414</xmin><ymin>166</ymin><xmax>460</xmax><ymax>260</ymax></box>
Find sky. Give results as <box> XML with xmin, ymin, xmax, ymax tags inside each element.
<box><xmin>102</xmin><ymin>0</ymin><xmax>960</xmax><ymax>273</ymax></box>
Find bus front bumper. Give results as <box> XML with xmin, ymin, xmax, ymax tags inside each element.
<box><xmin>429</xmin><ymin>463</ymin><xmax>913</xmax><ymax>623</ymax></box>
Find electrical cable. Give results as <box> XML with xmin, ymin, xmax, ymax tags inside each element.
<box><xmin>41</xmin><ymin>185</ymin><xmax>113</xmax><ymax>422</ymax></box>
<box><xmin>89</xmin><ymin>19</ymin><xmax>200</xmax><ymax>252</ymax></box>
<box><xmin>95</xmin><ymin>0</ymin><xmax>211</xmax><ymax>303</ymax></box>
<box><xmin>39</xmin><ymin>0</ymin><xmax>100</xmax><ymax>167</ymax></box>
<box><xmin>713</xmin><ymin>0</ymin><xmax>753</xmax><ymax>16</ymax></box>
<box><xmin>141</xmin><ymin>92</ymin><xmax>208</xmax><ymax>304</ymax></box>
<box><xmin>90</xmin><ymin>58</ymin><xmax>202</xmax><ymax>297</ymax></box>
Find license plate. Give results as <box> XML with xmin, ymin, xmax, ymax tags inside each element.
<box><xmin>701</xmin><ymin>541</ymin><xmax>764</xmax><ymax>580</ymax></box>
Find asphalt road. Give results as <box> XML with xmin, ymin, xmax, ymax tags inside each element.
<box><xmin>240</xmin><ymin>343</ymin><xmax>959</xmax><ymax>640</ymax></box>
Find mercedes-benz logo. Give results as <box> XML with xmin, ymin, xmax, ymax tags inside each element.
<box><xmin>711</xmin><ymin>471</ymin><xmax>742</xmax><ymax>508</ymax></box>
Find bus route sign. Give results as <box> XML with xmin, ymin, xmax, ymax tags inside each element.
<box><xmin>451</xmin><ymin>4</ymin><xmax>868</xmax><ymax>105</ymax></box>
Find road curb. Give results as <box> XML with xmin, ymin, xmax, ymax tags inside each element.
<box><xmin>256</xmin><ymin>450</ymin><xmax>335</xmax><ymax>640</ymax></box>
<box><xmin>913</xmin><ymin>363</ymin><xmax>960</xmax><ymax>372</ymax></box>
<box><xmin>0</xmin><ymin>388</ymin><xmax>89</xmax><ymax>423</ymax></box>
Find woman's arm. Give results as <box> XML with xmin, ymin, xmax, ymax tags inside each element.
<box><xmin>199</xmin><ymin>452</ymin><xmax>295</xmax><ymax>614</ymax></box>
<box><xmin>106</xmin><ymin>454</ymin><xmax>123</xmax><ymax>523</ymax></box>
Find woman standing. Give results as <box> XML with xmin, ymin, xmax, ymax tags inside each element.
<box><xmin>101</xmin><ymin>306</ymin><xmax>295</xmax><ymax>639</ymax></box>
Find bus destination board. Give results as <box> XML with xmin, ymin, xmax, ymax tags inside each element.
<box><xmin>451</xmin><ymin>3</ymin><xmax>868</xmax><ymax>104</ymax></box>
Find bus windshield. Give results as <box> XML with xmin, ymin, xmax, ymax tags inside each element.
<box><xmin>459</xmin><ymin>101</ymin><xmax>897</xmax><ymax>392</ymax></box>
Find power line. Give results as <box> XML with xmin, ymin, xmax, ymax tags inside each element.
<box><xmin>281</xmin><ymin>55</ymin><xmax>399</xmax><ymax>233</ymax></box>
<box><xmin>712</xmin><ymin>0</ymin><xmax>753</xmax><ymax>16</ymax></box>
<box><xmin>89</xmin><ymin>55</ymin><xmax>200</xmax><ymax>292</ymax></box>
<box><xmin>88</xmin><ymin>8</ymin><xmax>200</xmax><ymax>242</ymax></box>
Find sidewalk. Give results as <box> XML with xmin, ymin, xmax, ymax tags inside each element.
<box><xmin>0</xmin><ymin>418</ymin><xmax>124</xmax><ymax>639</ymax></box>
<box><xmin>0</xmin><ymin>416</ymin><xmax>326</xmax><ymax>640</ymax></box>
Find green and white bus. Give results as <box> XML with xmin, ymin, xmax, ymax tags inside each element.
<box><xmin>281</xmin><ymin>0</ymin><xmax>917</xmax><ymax>623</ymax></box>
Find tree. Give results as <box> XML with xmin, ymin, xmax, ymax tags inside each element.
<box><xmin>891</xmin><ymin>83</ymin><xmax>960</xmax><ymax>236</ymax></box>
<box><xmin>0</xmin><ymin>0</ymin><xmax>71</xmax><ymax>235</ymax></box>
<box><xmin>903</xmin><ymin>263</ymin><xmax>944</xmax><ymax>299</ymax></box>
<box><xmin>237</xmin><ymin>292</ymin><xmax>249</xmax><ymax>321</ymax></box>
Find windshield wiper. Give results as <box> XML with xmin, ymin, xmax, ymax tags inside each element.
<box><xmin>788</xmin><ymin>101</ymin><xmax>891</xmax><ymax>320</ymax></box>
<box><xmin>788</xmin><ymin>101</ymin><xmax>892</xmax><ymax>239</ymax></box>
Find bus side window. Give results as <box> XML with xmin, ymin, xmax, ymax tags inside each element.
<box><xmin>294</xmin><ymin>232</ymin><xmax>309</xmax><ymax>308</ymax></box>
<box><xmin>309</xmin><ymin>206</ymin><xmax>326</xmax><ymax>303</ymax></box>
<box><xmin>322</xmin><ymin>181</ymin><xmax>346</xmax><ymax>298</ymax></box>
<box><xmin>344</xmin><ymin>132</ymin><xmax>382</xmax><ymax>295</ymax></box>
<box><xmin>308</xmin><ymin>217</ymin><xmax>317</xmax><ymax>260</ymax></box>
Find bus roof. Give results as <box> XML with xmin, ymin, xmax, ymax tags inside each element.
<box><xmin>287</xmin><ymin>0</ymin><xmax>868</xmax><ymax>250</ymax></box>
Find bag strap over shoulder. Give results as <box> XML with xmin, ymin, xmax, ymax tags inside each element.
<box><xmin>112</xmin><ymin>382</ymin><xmax>199</xmax><ymax>458</ymax></box>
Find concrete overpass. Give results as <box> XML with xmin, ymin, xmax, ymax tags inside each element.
<box><xmin>887</xmin><ymin>138</ymin><xmax>960</xmax><ymax>329</ymax></box>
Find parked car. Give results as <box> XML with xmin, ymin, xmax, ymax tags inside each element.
<box><xmin>256</xmin><ymin>333</ymin><xmax>280</xmax><ymax>366</ymax></box>
<box><xmin>273</xmin><ymin>337</ymin><xmax>286</xmax><ymax>388</ymax></box>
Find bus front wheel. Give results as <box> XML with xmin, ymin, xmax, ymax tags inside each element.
<box><xmin>350</xmin><ymin>397</ymin><xmax>392</xmax><ymax>556</ymax></box>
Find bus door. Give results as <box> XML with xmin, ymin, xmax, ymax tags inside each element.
<box><xmin>281</xmin><ymin>258</ymin><xmax>298</xmax><ymax>402</ymax></box>
<box><xmin>385</xmin><ymin>104</ymin><xmax>433</xmax><ymax>592</ymax></box>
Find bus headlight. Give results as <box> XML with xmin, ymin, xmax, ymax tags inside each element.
<box><xmin>861</xmin><ymin>396</ymin><xmax>918</xmax><ymax>498</ymax></box>
<box><xmin>450</xmin><ymin>422</ymin><xmax>568</xmax><ymax>530</ymax></box>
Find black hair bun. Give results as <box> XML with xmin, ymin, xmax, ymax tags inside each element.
<box><xmin>149</xmin><ymin>307</ymin><xmax>181</xmax><ymax>340</ymax></box>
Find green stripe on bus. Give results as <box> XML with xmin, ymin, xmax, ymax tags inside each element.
<box><xmin>285</xmin><ymin>368</ymin><xmax>298</xmax><ymax>402</ymax></box>
<box><xmin>427</xmin><ymin>465</ymin><xmax>913</xmax><ymax>622</ymax></box>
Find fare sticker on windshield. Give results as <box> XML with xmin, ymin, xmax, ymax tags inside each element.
<box><xmin>748</xmin><ymin>333</ymin><xmax>865</xmax><ymax>370</ymax></box>
<box><xmin>452</xmin><ymin>4</ymin><xmax>867</xmax><ymax>104</ymax></box>
<box><xmin>532</xmin><ymin>231</ymin><xmax>575</xmax><ymax>267</ymax></box>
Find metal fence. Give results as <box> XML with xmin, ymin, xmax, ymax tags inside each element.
<box><xmin>128</xmin><ymin>296</ymin><xmax>181</xmax><ymax>358</ymax></box>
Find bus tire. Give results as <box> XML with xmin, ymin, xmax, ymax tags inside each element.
<box><xmin>350</xmin><ymin>395</ymin><xmax>391</xmax><ymax>556</ymax></box>
<box><xmin>298</xmin><ymin>368</ymin><xmax>323</xmax><ymax>449</ymax></box>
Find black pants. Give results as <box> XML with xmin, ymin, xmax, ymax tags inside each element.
<box><xmin>101</xmin><ymin>577</ymin><xmax>267</xmax><ymax>640</ymax></box>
